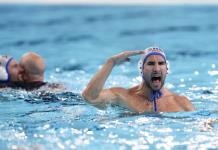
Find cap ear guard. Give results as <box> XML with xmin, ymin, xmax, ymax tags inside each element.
<box><xmin>166</xmin><ymin>60</ymin><xmax>170</xmax><ymax>74</ymax></box>
<box><xmin>138</xmin><ymin>58</ymin><xmax>144</xmax><ymax>76</ymax></box>
<box><xmin>0</xmin><ymin>55</ymin><xmax>13</xmax><ymax>83</ymax></box>
<box><xmin>0</xmin><ymin>66</ymin><xmax>8</xmax><ymax>81</ymax></box>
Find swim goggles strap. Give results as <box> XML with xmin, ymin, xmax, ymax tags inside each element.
<box><xmin>150</xmin><ymin>90</ymin><xmax>163</xmax><ymax>112</ymax></box>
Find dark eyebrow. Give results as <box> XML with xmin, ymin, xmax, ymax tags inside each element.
<box><xmin>146</xmin><ymin>61</ymin><xmax>155</xmax><ymax>65</ymax></box>
<box><xmin>146</xmin><ymin>60</ymin><xmax>166</xmax><ymax>65</ymax></box>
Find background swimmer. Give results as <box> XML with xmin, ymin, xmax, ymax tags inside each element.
<box><xmin>0</xmin><ymin>52</ymin><xmax>65</xmax><ymax>91</ymax></box>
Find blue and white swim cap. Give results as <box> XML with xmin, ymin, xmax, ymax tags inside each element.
<box><xmin>138</xmin><ymin>47</ymin><xmax>167</xmax><ymax>76</ymax></box>
<box><xmin>0</xmin><ymin>55</ymin><xmax>14</xmax><ymax>82</ymax></box>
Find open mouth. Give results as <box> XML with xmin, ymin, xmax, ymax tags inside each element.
<box><xmin>151</xmin><ymin>76</ymin><xmax>162</xmax><ymax>82</ymax></box>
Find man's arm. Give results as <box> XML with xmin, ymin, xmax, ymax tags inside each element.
<box><xmin>82</xmin><ymin>58</ymin><xmax>117</xmax><ymax>105</ymax></box>
<box><xmin>82</xmin><ymin>50</ymin><xmax>144</xmax><ymax>107</ymax></box>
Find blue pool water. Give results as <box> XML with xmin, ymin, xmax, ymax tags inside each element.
<box><xmin>0</xmin><ymin>4</ymin><xmax>218</xmax><ymax>150</ymax></box>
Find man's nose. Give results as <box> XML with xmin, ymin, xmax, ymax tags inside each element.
<box><xmin>153</xmin><ymin>63</ymin><xmax>161</xmax><ymax>72</ymax></box>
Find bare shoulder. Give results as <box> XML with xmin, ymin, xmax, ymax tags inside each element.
<box><xmin>109</xmin><ymin>87</ymin><xmax>129</xmax><ymax>94</ymax></box>
<box><xmin>162</xmin><ymin>89</ymin><xmax>195</xmax><ymax>111</ymax></box>
<box><xmin>84</xmin><ymin>87</ymin><xmax>128</xmax><ymax>107</ymax></box>
<box><xmin>164</xmin><ymin>89</ymin><xmax>189</xmax><ymax>101</ymax></box>
<box><xmin>102</xmin><ymin>87</ymin><xmax>129</xmax><ymax>101</ymax></box>
<box><xmin>171</xmin><ymin>92</ymin><xmax>195</xmax><ymax>111</ymax></box>
<box><xmin>109</xmin><ymin>85</ymin><xmax>141</xmax><ymax>98</ymax></box>
<box><xmin>173</xmin><ymin>94</ymin><xmax>189</xmax><ymax>102</ymax></box>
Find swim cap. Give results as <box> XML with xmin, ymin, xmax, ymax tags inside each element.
<box><xmin>138</xmin><ymin>47</ymin><xmax>167</xmax><ymax>76</ymax></box>
<box><xmin>0</xmin><ymin>55</ymin><xmax>14</xmax><ymax>82</ymax></box>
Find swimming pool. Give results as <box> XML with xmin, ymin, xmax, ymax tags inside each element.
<box><xmin>0</xmin><ymin>4</ymin><xmax>218</xmax><ymax>150</ymax></box>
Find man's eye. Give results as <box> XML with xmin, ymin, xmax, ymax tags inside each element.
<box><xmin>147</xmin><ymin>62</ymin><xmax>155</xmax><ymax>65</ymax></box>
<box><xmin>159</xmin><ymin>62</ymin><xmax>166</xmax><ymax>65</ymax></box>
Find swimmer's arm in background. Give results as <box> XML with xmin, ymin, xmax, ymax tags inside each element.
<box><xmin>82</xmin><ymin>50</ymin><xmax>144</xmax><ymax>108</ymax></box>
<box><xmin>46</xmin><ymin>83</ymin><xmax>67</xmax><ymax>92</ymax></box>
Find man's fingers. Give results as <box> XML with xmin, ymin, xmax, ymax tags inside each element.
<box><xmin>112</xmin><ymin>50</ymin><xmax>144</xmax><ymax>65</ymax></box>
<box><xmin>125</xmin><ymin>50</ymin><xmax>144</xmax><ymax>57</ymax></box>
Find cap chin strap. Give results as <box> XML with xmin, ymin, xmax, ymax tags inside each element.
<box><xmin>149</xmin><ymin>90</ymin><xmax>163</xmax><ymax>112</ymax></box>
<box><xmin>5</xmin><ymin>57</ymin><xmax>13</xmax><ymax>82</ymax></box>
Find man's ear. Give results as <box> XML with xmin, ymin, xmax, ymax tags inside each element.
<box><xmin>21</xmin><ymin>72</ymin><xmax>30</xmax><ymax>82</ymax></box>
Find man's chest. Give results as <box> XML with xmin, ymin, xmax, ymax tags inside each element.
<box><xmin>120</xmin><ymin>95</ymin><xmax>183</xmax><ymax>112</ymax></box>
